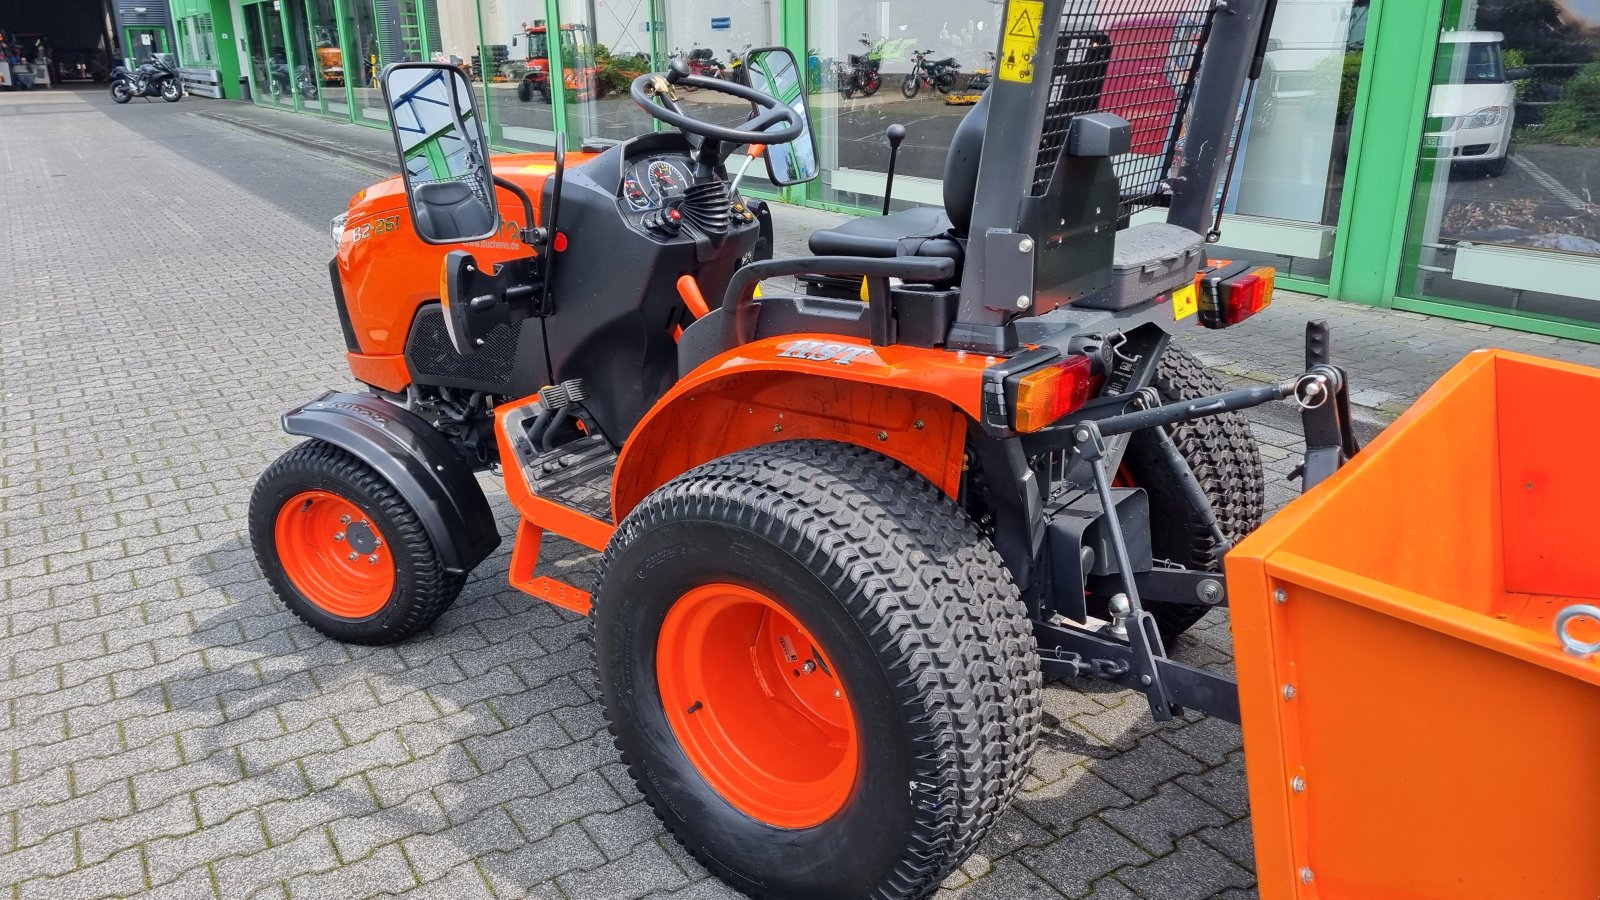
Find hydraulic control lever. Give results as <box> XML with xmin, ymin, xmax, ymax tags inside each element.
<box><xmin>881</xmin><ymin>124</ymin><xmax>906</xmax><ymax>216</ymax></box>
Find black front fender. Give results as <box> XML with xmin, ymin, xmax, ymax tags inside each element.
<box><xmin>283</xmin><ymin>392</ymin><xmax>501</xmax><ymax>575</ymax></box>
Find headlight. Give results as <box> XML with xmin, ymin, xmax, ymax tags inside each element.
<box><xmin>1464</xmin><ymin>106</ymin><xmax>1507</xmax><ymax>129</ymax></box>
<box><xmin>331</xmin><ymin>212</ymin><xmax>348</xmax><ymax>249</ymax></box>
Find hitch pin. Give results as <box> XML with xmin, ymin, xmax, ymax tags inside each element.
<box><xmin>1294</xmin><ymin>374</ymin><xmax>1330</xmax><ymax>410</ymax></box>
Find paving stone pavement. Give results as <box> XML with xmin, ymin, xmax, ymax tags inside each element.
<box><xmin>5</xmin><ymin>89</ymin><xmax>1600</xmax><ymax>900</ymax></box>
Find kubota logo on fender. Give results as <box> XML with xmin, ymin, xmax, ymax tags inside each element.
<box><xmin>776</xmin><ymin>340</ymin><xmax>876</xmax><ymax>365</ymax></box>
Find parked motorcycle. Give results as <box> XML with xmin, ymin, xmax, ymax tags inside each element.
<box><xmin>268</xmin><ymin>57</ymin><xmax>319</xmax><ymax>101</ymax></box>
<box><xmin>902</xmin><ymin>48</ymin><xmax>961</xmax><ymax>98</ymax></box>
<box><xmin>683</xmin><ymin>47</ymin><xmax>725</xmax><ymax>81</ymax></box>
<box><xmin>838</xmin><ymin>34</ymin><xmax>883</xmax><ymax>99</ymax></box>
<box><xmin>725</xmin><ymin>44</ymin><xmax>753</xmax><ymax>84</ymax></box>
<box><xmin>109</xmin><ymin>55</ymin><xmax>182</xmax><ymax>104</ymax></box>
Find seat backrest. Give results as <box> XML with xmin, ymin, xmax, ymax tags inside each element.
<box><xmin>414</xmin><ymin>180</ymin><xmax>494</xmax><ymax>239</ymax></box>
<box><xmin>941</xmin><ymin>91</ymin><xmax>990</xmax><ymax>238</ymax></box>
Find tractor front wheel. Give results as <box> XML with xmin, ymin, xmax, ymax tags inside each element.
<box><xmin>593</xmin><ymin>441</ymin><xmax>1041</xmax><ymax>900</ymax></box>
<box><xmin>249</xmin><ymin>440</ymin><xmax>464</xmax><ymax>644</ymax></box>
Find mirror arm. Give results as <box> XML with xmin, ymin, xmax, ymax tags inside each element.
<box><xmin>537</xmin><ymin>139</ymin><xmax>566</xmax><ymax>318</ymax></box>
<box><xmin>492</xmin><ymin>175</ymin><xmax>539</xmax><ymax>246</ymax></box>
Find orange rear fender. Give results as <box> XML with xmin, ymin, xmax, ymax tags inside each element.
<box><xmin>612</xmin><ymin>336</ymin><xmax>989</xmax><ymax>521</ymax></box>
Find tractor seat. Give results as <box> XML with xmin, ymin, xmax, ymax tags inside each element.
<box><xmin>413</xmin><ymin>180</ymin><xmax>495</xmax><ymax>240</ymax></box>
<box><xmin>807</xmin><ymin>206</ymin><xmax>957</xmax><ymax>258</ymax></box>
<box><xmin>806</xmin><ymin>92</ymin><xmax>989</xmax><ymax>272</ymax></box>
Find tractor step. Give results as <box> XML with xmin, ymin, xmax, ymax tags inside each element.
<box><xmin>523</xmin><ymin>434</ymin><xmax>617</xmax><ymax>524</ymax></box>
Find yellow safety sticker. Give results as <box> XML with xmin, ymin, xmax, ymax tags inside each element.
<box><xmin>1173</xmin><ymin>282</ymin><xmax>1199</xmax><ymax>321</ymax></box>
<box><xmin>999</xmin><ymin>0</ymin><xmax>1043</xmax><ymax>84</ymax></box>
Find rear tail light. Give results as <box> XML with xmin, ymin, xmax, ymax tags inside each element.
<box><xmin>1013</xmin><ymin>355</ymin><xmax>1097</xmax><ymax>433</ymax></box>
<box><xmin>1198</xmin><ymin>263</ymin><xmax>1275</xmax><ymax>329</ymax></box>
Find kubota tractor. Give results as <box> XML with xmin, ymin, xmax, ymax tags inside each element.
<box><xmin>250</xmin><ymin>2</ymin><xmax>1363</xmax><ymax>896</ymax></box>
<box><xmin>515</xmin><ymin>18</ymin><xmax>597</xmax><ymax>104</ymax></box>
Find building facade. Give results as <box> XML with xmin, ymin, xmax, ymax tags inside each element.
<box><xmin>178</xmin><ymin>0</ymin><xmax>1600</xmax><ymax>341</ymax></box>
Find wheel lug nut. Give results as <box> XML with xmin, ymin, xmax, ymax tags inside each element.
<box><xmin>347</xmin><ymin>552</ymin><xmax>358</xmax><ymax>561</ymax></box>
<box><xmin>802</xmin><ymin>661</ymin><xmax>816</xmax><ymax>674</ymax></box>
<box><xmin>833</xmin><ymin>689</ymin><xmax>842</xmax><ymax>699</ymax></box>
<box><xmin>367</xmin><ymin>554</ymin><xmax>379</xmax><ymax>564</ymax></box>
<box><xmin>373</xmin><ymin>539</ymin><xmax>382</xmax><ymax>548</ymax></box>
<box><xmin>333</xmin><ymin>532</ymin><xmax>345</xmax><ymax>542</ymax></box>
<box><xmin>340</xmin><ymin>515</ymin><xmax>352</xmax><ymax>525</ymax></box>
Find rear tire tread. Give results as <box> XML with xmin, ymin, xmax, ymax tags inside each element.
<box><xmin>1142</xmin><ymin>346</ymin><xmax>1267</xmax><ymax>639</ymax></box>
<box><xmin>594</xmin><ymin>441</ymin><xmax>1042</xmax><ymax>900</ymax></box>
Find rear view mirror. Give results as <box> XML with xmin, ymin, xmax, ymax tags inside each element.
<box><xmin>380</xmin><ymin>62</ymin><xmax>500</xmax><ymax>245</ymax></box>
<box><xmin>744</xmin><ymin>47</ymin><xmax>820</xmax><ymax>186</ymax></box>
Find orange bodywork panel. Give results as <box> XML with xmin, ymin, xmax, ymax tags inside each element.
<box><xmin>496</xmin><ymin>337</ymin><xmax>988</xmax><ymax>615</ymax></box>
<box><xmin>1227</xmin><ymin>350</ymin><xmax>1600</xmax><ymax>900</ymax></box>
<box><xmin>337</xmin><ymin>151</ymin><xmax>599</xmax><ymax>382</ymax></box>
<box><xmin>612</xmin><ymin>335</ymin><xmax>985</xmax><ymax>521</ymax></box>
<box><xmin>344</xmin><ymin>352</ymin><xmax>410</xmax><ymax>394</ymax></box>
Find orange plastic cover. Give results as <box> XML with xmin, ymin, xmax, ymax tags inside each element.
<box><xmin>1228</xmin><ymin>350</ymin><xmax>1600</xmax><ymax>899</ymax></box>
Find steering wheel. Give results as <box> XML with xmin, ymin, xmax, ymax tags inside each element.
<box><xmin>631</xmin><ymin>58</ymin><xmax>805</xmax><ymax>146</ymax></box>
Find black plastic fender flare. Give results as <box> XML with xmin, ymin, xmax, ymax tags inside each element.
<box><xmin>282</xmin><ymin>391</ymin><xmax>501</xmax><ymax>575</ymax></box>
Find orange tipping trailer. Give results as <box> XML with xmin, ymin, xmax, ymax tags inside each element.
<box><xmin>1228</xmin><ymin>349</ymin><xmax>1600</xmax><ymax>899</ymax></box>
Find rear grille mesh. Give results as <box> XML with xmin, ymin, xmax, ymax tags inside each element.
<box><xmin>1033</xmin><ymin>0</ymin><xmax>1219</xmax><ymax>220</ymax></box>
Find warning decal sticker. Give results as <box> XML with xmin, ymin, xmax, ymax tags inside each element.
<box><xmin>999</xmin><ymin>0</ymin><xmax>1043</xmax><ymax>84</ymax></box>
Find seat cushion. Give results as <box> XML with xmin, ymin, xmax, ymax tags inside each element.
<box><xmin>807</xmin><ymin>207</ymin><xmax>952</xmax><ymax>258</ymax></box>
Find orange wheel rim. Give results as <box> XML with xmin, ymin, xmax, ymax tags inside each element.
<box><xmin>656</xmin><ymin>583</ymin><xmax>859</xmax><ymax>828</ymax></box>
<box><xmin>273</xmin><ymin>490</ymin><xmax>395</xmax><ymax>618</ymax></box>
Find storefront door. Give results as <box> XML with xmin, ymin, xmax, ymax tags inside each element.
<box><xmin>304</xmin><ymin>0</ymin><xmax>352</xmax><ymax>117</ymax></box>
<box><xmin>124</xmin><ymin>26</ymin><xmax>172</xmax><ymax>65</ymax></box>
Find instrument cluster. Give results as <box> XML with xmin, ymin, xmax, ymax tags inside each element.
<box><xmin>621</xmin><ymin>155</ymin><xmax>695</xmax><ymax>212</ymax></box>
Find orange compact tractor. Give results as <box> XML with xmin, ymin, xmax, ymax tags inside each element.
<box><xmin>514</xmin><ymin>19</ymin><xmax>598</xmax><ymax>103</ymax></box>
<box><xmin>247</xmin><ymin>2</ymin><xmax>1398</xmax><ymax>896</ymax></box>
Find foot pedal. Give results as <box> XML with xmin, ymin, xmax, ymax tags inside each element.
<box><xmin>539</xmin><ymin>378</ymin><xmax>589</xmax><ymax>409</ymax></box>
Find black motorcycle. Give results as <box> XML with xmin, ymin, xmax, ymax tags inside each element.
<box><xmin>267</xmin><ymin>57</ymin><xmax>319</xmax><ymax>101</ymax></box>
<box><xmin>837</xmin><ymin>34</ymin><xmax>883</xmax><ymax>99</ymax></box>
<box><xmin>902</xmin><ymin>48</ymin><xmax>960</xmax><ymax>98</ymax></box>
<box><xmin>110</xmin><ymin>55</ymin><xmax>182</xmax><ymax>104</ymax></box>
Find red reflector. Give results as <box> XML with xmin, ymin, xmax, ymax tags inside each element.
<box><xmin>1013</xmin><ymin>355</ymin><xmax>1097</xmax><ymax>433</ymax></box>
<box><xmin>552</xmin><ymin>231</ymin><xmax>569</xmax><ymax>252</ymax></box>
<box><xmin>668</xmin><ymin>208</ymin><xmax>682</xmax><ymax>221</ymax></box>
<box><xmin>1222</xmin><ymin>268</ymin><xmax>1275</xmax><ymax>325</ymax></box>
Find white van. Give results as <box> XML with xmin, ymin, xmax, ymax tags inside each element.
<box><xmin>1424</xmin><ymin>31</ymin><xmax>1520</xmax><ymax>177</ymax></box>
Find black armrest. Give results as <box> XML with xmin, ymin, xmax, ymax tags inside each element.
<box><xmin>721</xmin><ymin>255</ymin><xmax>957</xmax><ymax>347</ymax></box>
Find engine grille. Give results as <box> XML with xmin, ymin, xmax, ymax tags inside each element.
<box><xmin>1033</xmin><ymin>0</ymin><xmax>1218</xmax><ymax>220</ymax></box>
<box><xmin>405</xmin><ymin>305</ymin><xmax>521</xmax><ymax>394</ymax></box>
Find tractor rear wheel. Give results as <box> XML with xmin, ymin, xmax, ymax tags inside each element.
<box><xmin>249</xmin><ymin>440</ymin><xmax>464</xmax><ymax>644</ymax></box>
<box><xmin>593</xmin><ymin>441</ymin><xmax>1041</xmax><ymax>900</ymax></box>
<box><xmin>1124</xmin><ymin>345</ymin><xmax>1266</xmax><ymax>644</ymax></box>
